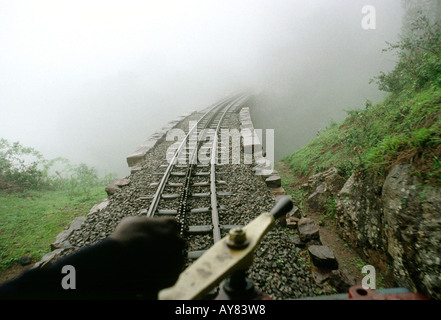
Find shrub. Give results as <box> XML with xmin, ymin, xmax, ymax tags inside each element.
<box><xmin>0</xmin><ymin>139</ymin><xmax>46</xmax><ymax>191</ymax></box>
<box><xmin>371</xmin><ymin>11</ymin><xmax>441</xmax><ymax>94</ymax></box>
<box><xmin>0</xmin><ymin>138</ymin><xmax>116</xmax><ymax>194</ymax></box>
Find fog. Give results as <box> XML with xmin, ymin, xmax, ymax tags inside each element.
<box><xmin>0</xmin><ymin>0</ymin><xmax>404</xmax><ymax>177</ymax></box>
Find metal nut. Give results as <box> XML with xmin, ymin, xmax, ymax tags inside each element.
<box><xmin>227</xmin><ymin>228</ymin><xmax>249</xmax><ymax>249</ymax></box>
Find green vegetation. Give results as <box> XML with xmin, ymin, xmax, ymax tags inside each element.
<box><xmin>0</xmin><ymin>139</ymin><xmax>116</xmax><ymax>272</ymax></box>
<box><xmin>284</xmin><ymin>85</ymin><xmax>441</xmax><ymax>185</ymax></box>
<box><xmin>325</xmin><ymin>197</ymin><xmax>337</xmax><ymax>220</ymax></box>
<box><xmin>283</xmin><ymin>8</ymin><xmax>441</xmax><ymax>187</ymax></box>
<box><xmin>0</xmin><ymin>187</ymin><xmax>106</xmax><ymax>271</ymax></box>
<box><xmin>279</xmin><ymin>4</ymin><xmax>440</xmax><ymax>291</ymax></box>
<box><xmin>277</xmin><ymin>163</ymin><xmax>308</xmax><ymax>212</ymax></box>
<box><xmin>0</xmin><ymin>138</ymin><xmax>116</xmax><ymax>195</ymax></box>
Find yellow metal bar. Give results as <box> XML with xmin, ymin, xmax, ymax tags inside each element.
<box><xmin>158</xmin><ymin>212</ymin><xmax>276</xmax><ymax>300</ymax></box>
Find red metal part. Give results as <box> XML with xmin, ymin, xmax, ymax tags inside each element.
<box><xmin>348</xmin><ymin>285</ymin><xmax>428</xmax><ymax>300</ymax></box>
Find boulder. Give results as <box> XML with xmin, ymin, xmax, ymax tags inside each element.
<box><xmin>131</xmin><ymin>165</ymin><xmax>142</xmax><ymax>174</ymax></box>
<box><xmin>291</xmin><ymin>236</ymin><xmax>306</xmax><ymax>249</ymax></box>
<box><xmin>261</xmin><ymin>169</ymin><xmax>279</xmax><ymax>180</ymax></box>
<box><xmin>105</xmin><ymin>178</ymin><xmax>130</xmax><ymax>196</ymax></box>
<box><xmin>253</xmin><ymin>158</ymin><xmax>271</xmax><ymax>174</ymax></box>
<box><xmin>297</xmin><ymin>218</ymin><xmax>320</xmax><ymax>242</ymax></box>
<box><xmin>306</xmin><ymin>167</ymin><xmax>345</xmax><ymax>213</ymax></box>
<box><xmin>311</xmin><ymin>268</ymin><xmax>332</xmax><ymax>284</ymax></box>
<box><xmin>113</xmin><ymin>178</ymin><xmax>130</xmax><ymax>187</ymax></box>
<box><xmin>70</xmin><ymin>216</ymin><xmax>86</xmax><ymax>230</ymax></box>
<box><xmin>32</xmin><ymin>249</ymin><xmax>65</xmax><ymax>269</ymax></box>
<box><xmin>335</xmin><ymin>171</ymin><xmax>385</xmax><ymax>257</ymax></box>
<box><xmin>50</xmin><ymin>216</ymin><xmax>86</xmax><ymax>251</ymax></box>
<box><xmin>311</xmin><ymin>268</ymin><xmax>356</xmax><ymax>292</ymax></box>
<box><xmin>270</xmin><ymin>187</ymin><xmax>285</xmax><ymax>196</ymax></box>
<box><xmin>265</xmin><ymin>175</ymin><xmax>281</xmax><ymax>188</ymax></box>
<box><xmin>382</xmin><ymin>163</ymin><xmax>441</xmax><ymax>299</ymax></box>
<box><xmin>286</xmin><ymin>216</ymin><xmax>299</xmax><ymax>229</ymax></box>
<box><xmin>308</xmin><ymin>245</ymin><xmax>339</xmax><ymax>270</ymax></box>
<box><xmin>307</xmin><ymin>183</ymin><xmax>328</xmax><ymax>212</ymax></box>
<box><xmin>88</xmin><ymin>199</ymin><xmax>109</xmax><ymax>216</ymax></box>
<box><xmin>288</xmin><ymin>205</ymin><xmax>301</xmax><ymax>219</ymax></box>
<box><xmin>328</xmin><ymin>269</ymin><xmax>357</xmax><ymax>293</ymax></box>
<box><xmin>335</xmin><ymin>163</ymin><xmax>441</xmax><ymax>299</ymax></box>
<box><xmin>105</xmin><ymin>184</ymin><xmax>120</xmax><ymax>196</ymax></box>
<box><xmin>254</xmin><ymin>158</ymin><xmax>268</xmax><ymax>168</ymax></box>
<box><xmin>308</xmin><ymin>167</ymin><xmax>345</xmax><ymax>194</ymax></box>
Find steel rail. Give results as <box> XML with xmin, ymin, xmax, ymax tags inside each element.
<box><xmin>145</xmin><ymin>94</ymin><xmax>242</xmax><ymax>218</ymax></box>
<box><xmin>175</xmin><ymin>101</ymin><xmax>226</xmax><ymax>236</ymax></box>
<box><xmin>209</xmin><ymin>94</ymin><xmax>249</xmax><ymax>243</ymax></box>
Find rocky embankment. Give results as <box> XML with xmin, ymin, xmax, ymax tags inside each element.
<box><xmin>301</xmin><ymin>165</ymin><xmax>441</xmax><ymax>299</ymax></box>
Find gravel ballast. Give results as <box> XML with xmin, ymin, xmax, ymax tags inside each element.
<box><xmin>64</xmin><ymin>108</ymin><xmax>325</xmax><ymax>299</ymax></box>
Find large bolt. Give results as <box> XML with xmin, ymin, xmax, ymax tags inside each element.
<box><xmin>227</xmin><ymin>228</ymin><xmax>249</xmax><ymax>249</ymax></box>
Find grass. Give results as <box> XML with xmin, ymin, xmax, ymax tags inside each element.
<box><xmin>0</xmin><ymin>187</ymin><xmax>107</xmax><ymax>271</ymax></box>
<box><xmin>277</xmin><ymin>83</ymin><xmax>441</xmax><ymax>292</ymax></box>
<box><xmin>283</xmin><ymin>85</ymin><xmax>441</xmax><ymax>186</ymax></box>
<box><xmin>275</xmin><ymin>162</ymin><xmax>308</xmax><ymax>212</ymax></box>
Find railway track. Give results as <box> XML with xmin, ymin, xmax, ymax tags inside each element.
<box><xmin>139</xmin><ymin>93</ymin><xmax>250</xmax><ymax>261</ymax></box>
<box><xmin>66</xmin><ymin>93</ymin><xmax>323</xmax><ymax>299</ymax></box>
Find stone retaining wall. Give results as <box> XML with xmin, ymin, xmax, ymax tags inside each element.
<box><xmin>126</xmin><ymin>110</ymin><xmax>195</xmax><ymax>170</ymax></box>
<box><xmin>239</xmin><ymin>107</ymin><xmax>284</xmax><ymax>197</ymax></box>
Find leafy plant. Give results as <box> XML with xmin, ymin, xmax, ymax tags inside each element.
<box><xmin>0</xmin><ymin>139</ymin><xmax>46</xmax><ymax>191</ymax></box>
<box><xmin>0</xmin><ymin>138</ymin><xmax>116</xmax><ymax>194</ymax></box>
<box><xmin>326</xmin><ymin>198</ymin><xmax>337</xmax><ymax>220</ymax></box>
<box><xmin>370</xmin><ymin>10</ymin><xmax>441</xmax><ymax>93</ymax></box>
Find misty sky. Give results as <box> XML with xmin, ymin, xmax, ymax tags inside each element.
<box><xmin>0</xmin><ymin>0</ymin><xmax>405</xmax><ymax>177</ymax></box>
